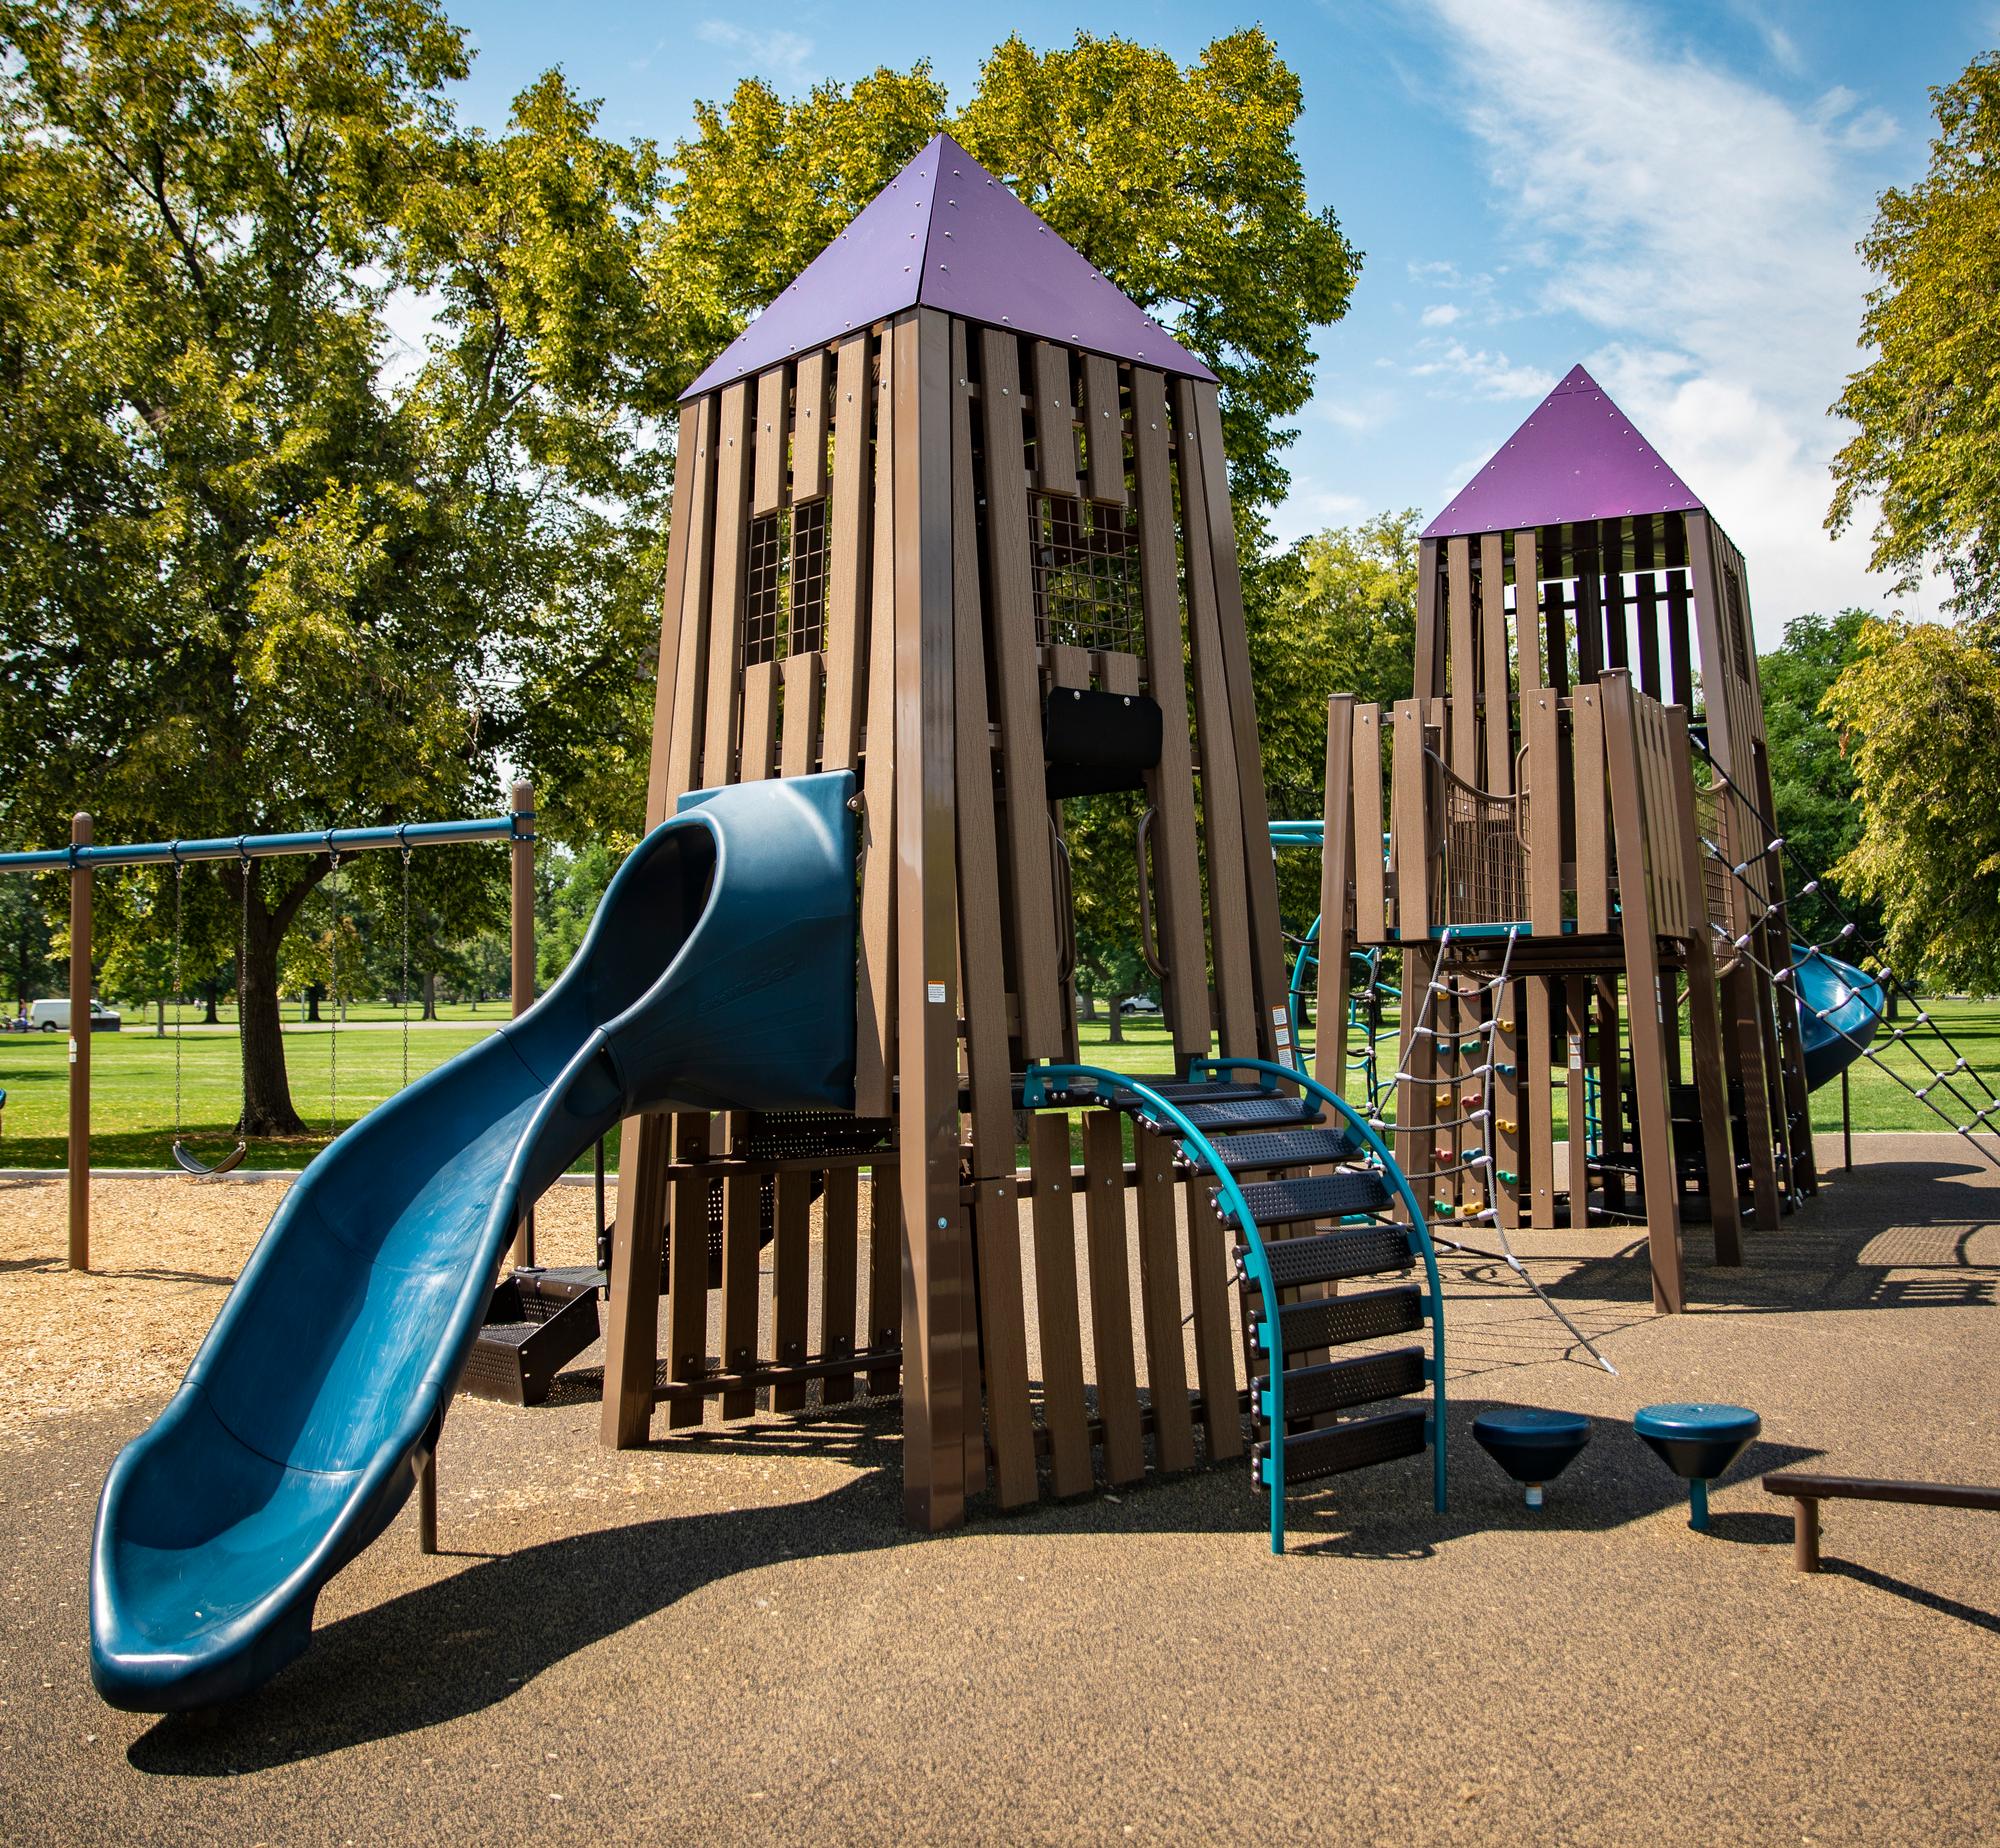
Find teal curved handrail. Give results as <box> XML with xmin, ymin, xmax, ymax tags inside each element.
<box><xmin>1191</xmin><ymin>1056</ymin><xmax>1448</xmax><ymax>1522</ymax></box>
<box><xmin>1020</xmin><ymin>1062</ymin><xmax>1293</xmax><ymax>1551</ymax></box>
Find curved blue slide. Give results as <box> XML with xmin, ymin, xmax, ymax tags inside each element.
<box><xmin>1792</xmin><ymin>944</ymin><xmax>1886</xmax><ymax>1091</ymax></box>
<box><xmin>90</xmin><ymin>773</ymin><xmax>858</xmax><ymax>1712</ymax></box>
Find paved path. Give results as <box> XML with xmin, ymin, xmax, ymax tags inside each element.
<box><xmin>2</xmin><ymin>1135</ymin><xmax>1995</xmax><ymax>1843</ymax></box>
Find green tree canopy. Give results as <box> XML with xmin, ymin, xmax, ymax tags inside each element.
<box><xmin>1829</xmin><ymin>52</ymin><xmax>2000</xmax><ymax>621</ymax></box>
<box><xmin>650</xmin><ymin>27</ymin><xmax>1360</xmax><ymax>522</ymax></box>
<box><xmin>1756</xmin><ymin>610</ymin><xmax>1876</xmax><ymax>949</ymax></box>
<box><xmin>0</xmin><ymin>0</ymin><xmax>666</xmax><ymax>1131</ymax></box>
<box><xmin>1821</xmin><ymin>618</ymin><xmax>2000</xmax><ymax>992</ymax></box>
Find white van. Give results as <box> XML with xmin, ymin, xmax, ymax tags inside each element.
<box><xmin>28</xmin><ymin>998</ymin><xmax>122</xmax><ymax>1032</ymax></box>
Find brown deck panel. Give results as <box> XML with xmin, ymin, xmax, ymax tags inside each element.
<box><xmin>1352</xmin><ymin>703</ymin><xmax>1387</xmax><ymax>941</ymax></box>
<box><xmin>1391</xmin><ymin>699</ymin><xmax>1428</xmax><ymax>942</ymax></box>
<box><xmin>771</xmin><ymin>1169</ymin><xmax>812</xmax><ymax>1412</ymax></box>
<box><xmin>973</xmin><ymin>1180</ymin><xmax>1039</xmax><ymax>1508</ymax></box>
<box><xmin>718</xmin><ymin>1173</ymin><xmax>761</xmax><ymax>1418</ymax></box>
<box><xmin>1573</xmin><ymin>686</ymin><xmax>1609</xmax><ymax>936</ymax></box>
<box><xmin>818</xmin><ymin>1164</ymin><xmax>860</xmax><ymax>1406</ymax></box>
<box><xmin>1135</xmin><ymin>1149</ymin><xmax>1196</xmax><ymax>1473</ymax></box>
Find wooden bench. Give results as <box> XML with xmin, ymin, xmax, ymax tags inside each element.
<box><xmin>1763</xmin><ymin>1471</ymin><xmax>2000</xmax><ymax>1572</ymax></box>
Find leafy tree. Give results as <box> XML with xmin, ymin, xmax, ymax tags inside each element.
<box><xmin>1829</xmin><ymin>52</ymin><xmax>2000</xmax><ymax>622</ymax></box>
<box><xmin>653</xmin><ymin>28</ymin><xmax>1359</xmax><ymax>523</ymax></box>
<box><xmin>1757</xmin><ymin>611</ymin><xmax>1877</xmax><ymax>950</ymax></box>
<box><xmin>0</xmin><ymin>876</ymin><xmax>55</xmax><ymax>1011</ymax></box>
<box><xmin>1821</xmin><ymin>618</ymin><xmax>2000</xmax><ymax>992</ymax></box>
<box><xmin>0</xmin><ymin>0</ymin><xmax>667</xmax><ymax>1132</ymax></box>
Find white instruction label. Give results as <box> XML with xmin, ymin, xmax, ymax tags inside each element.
<box><xmin>1567</xmin><ymin>1033</ymin><xmax>1583</xmax><ymax>1070</ymax></box>
<box><xmin>927</xmin><ymin>982</ymin><xmax>946</xmax><ymax>1004</ymax></box>
<box><xmin>68</xmin><ymin>1036</ymin><xmax>79</xmax><ymax>1065</ymax></box>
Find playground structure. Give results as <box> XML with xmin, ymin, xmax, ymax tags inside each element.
<box><xmin>1307</xmin><ymin>366</ymin><xmax>1904</xmax><ymax>1311</ymax></box>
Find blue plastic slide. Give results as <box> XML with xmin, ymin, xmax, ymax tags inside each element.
<box><xmin>1791</xmin><ymin>943</ymin><xmax>1886</xmax><ymax>1092</ymax></box>
<box><xmin>90</xmin><ymin>773</ymin><xmax>858</xmax><ymax>1711</ymax></box>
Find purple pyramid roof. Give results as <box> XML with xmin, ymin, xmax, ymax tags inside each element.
<box><xmin>1422</xmin><ymin>365</ymin><xmax>1705</xmax><ymax>539</ymax></box>
<box><xmin>681</xmin><ymin>133</ymin><xmax>1215</xmax><ymax>400</ymax></box>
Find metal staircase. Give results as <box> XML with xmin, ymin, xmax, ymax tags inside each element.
<box><xmin>1020</xmin><ymin>1058</ymin><xmax>1445</xmax><ymax>1552</ymax></box>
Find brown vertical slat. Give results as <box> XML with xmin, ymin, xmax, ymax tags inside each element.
<box><xmin>1526</xmin><ymin>978</ymin><xmax>1557</xmax><ymax>1228</ymax></box>
<box><xmin>1513</xmin><ymin>529</ymin><xmax>1542</xmax><ymax>697</ymax></box>
<box><xmin>1049</xmin><ymin>643</ymin><xmax>1092</xmax><ymax>688</ymax></box>
<box><xmin>1184</xmin><ymin>1178</ymin><xmax>1241</xmax><ymax>1462</ymax></box>
<box><xmin>703</xmin><ymin>379</ymin><xmax>752</xmax><ymax>783</ymax></box>
<box><xmin>820</xmin><ymin>334</ymin><xmax>873</xmax><ymax>768</ymax></box>
<box><xmin>1352</xmin><ymin>704</ymin><xmax>1386</xmax><ymax>940</ymax></box>
<box><xmin>1185</xmin><ymin>383</ymin><xmax>1286</xmax><ymax>1050</ymax></box>
<box><xmin>1027</xmin><ymin>1113</ymin><xmax>1093</xmax><ymax>1495</ymax></box>
<box><xmin>718</xmin><ymin>1173</ymin><xmax>760</xmax><ymax>1418</ymax></box>
<box><xmin>1129</xmin><ymin>367</ymin><xmax>1209</xmax><ymax>1061</ymax></box>
<box><xmin>771</xmin><ymin>1170</ymin><xmax>813</xmax><ymax>1411</ymax></box>
<box><xmin>792</xmin><ymin>348</ymin><xmax>829</xmax><ymax>502</ymax></box>
<box><xmin>739</xmin><ymin>659</ymin><xmax>778</xmax><ymax>780</ymax></box>
<box><xmin>818</xmin><ymin>1165</ymin><xmax>860</xmax><ymax>1405</ymax></box>
<box><xmin>1481</xmin><ymin>532</ymin><xmax>1511</xmax><ymax>792</ymax></box>
<box><xmin>1525</xmin><ymin>691</ymin><xmax>1562</xmax><ymax>936</ymax></box>
<box><xmin>1414</xmin><ymin>538</ymin><xmax>1442</xmax><ymax>700</ymax></box>
<box><xmin>1544</xmin><ymin>536</ymin><xmax>1571</xmax><ymax>698</ymax></box>
<box><xmin>1634</xmin><ymin>517</ymin><xmax>1662</xmax><ymax>698</ymax></box>
<box><xmin>1575</xmin><ymin>528</ymin><xmax>1604</xmax><ymax>685</ymax></box>
<box><xmin>1600</xmin><ymin>670</ymin><xmax>1685</xmax><ymax>1310</ymax></box>
<box><xmin>752</xmin><ymin>364</ymin><xmax>788</xmax><ymax>516</ymax></box>
<box><xmin>645</xmin><ymin>399</ymin><xmax>707</xmax><ymax>825</ymax></box>
<box><xmin>1095</xmin><ymin>649</ymin><xmax>1141</xmax><ymax>696</ymax></box>
<box><xmin>1178</xmin><ymin>393</ymin><xmax>1257</xmax><ymax>1055</ymax></box>
<box><xmin>599</xmin><ymin>1107</ymin><xmax>671</xmax><ymax>1447</ymax></box>
<box><xmin>1032</xmin><ymin>341</ymin><xmax>1078</xmax><ymax>496</ymax></box>
<box><xmin>892</xmin><ymin>307</ymin><xmax>969</xmax><ymax>1525</ymax></box>
<box><xmin>1683</xmin><ymin>513</ymin><xmax>1733</xmax><ymax>768</ymax></box>
<box><xmin>663</xmin><ymin>1113</ymin><xmax>714</xmax><ymax>1429</ymax></box>
<box><xmin>1573</xmin><ymin>686</ymin><xmax>1609</xmax><ymax>934</ymax></box>
<box><xmin>853</xmin><ymin>329</ymin><xmax>899</xmax><ymax>1115</ymax></box>
<box><xmin>1082</xmin><ymin>1112</ymin><xmax>1144</xmax><ymax>1486</ymax></box>
<box><xmin>1391</xmin><ymin>700</ymin><xmax>1429</xmax><ymax>941</ymax></box>
<box><xmin>1081</xmin><ymin>353</ymin><xmax>1125</xmax><ymax>505</ymax></box>
<box><xmin>664</xmin><ymin>400</ymin><xmax>720</xmax><ymax>804</ymax></box>
<box><xmin>973</xmin><ymin>1180</ymin><xmax>1038</xmax><ymax>1509</ymax></box>
<box><xmin>978</xmin><ymin>328</ymin><xmax>1065</xmax><ymax>1056</ymax></box>
<box><xmin>1494</xmin><ymin>986</ymin><xmax>1521</xmax><ymax>1231</ymax></box>
<box><xmin>1566</xmin><ymin>980</ymin><xmax>1591</xmax><ymax>1231</ymax></box>
<box><xmin>1316</xmin><ymin>696</ymin><xmax>1356</xmax><ymax>1094</ymax></box>
<box><xmin>1666</xmin><ymin>709</ymin><xmax>1742</xmax><ymax>1265</ymax></box>
<box><xmin>779</xmin><ymin>651</ymin><xmax>824</xmax><ymax>778</ymax></box>
<box><xmin>1447</xmin><ymin>535</ymin><xmax>1478</xmax><ymax>779</ymax></box>
<box><xmin>1397</xmin><ymin>946</ymin><xmax>1437</xmax><ymax>1212</ymax></box>
<box><xmin>867</xmin><ymin>1163</ymin><xmax>904</xmax><ymax>1395</ymax></box>
<box><xmin>1135</xmin><ymin>1146</ymin><xmax>1196</xmax><ymax>1473</ymax></box>
<box><xmin>1601</xmin><ymin>519</ymin><xmax>1628</xmax><ymax>669</ymax></box>
<box><xmin>1596</xmin><ymin>976</ymin><xmax>1625</xmax><ymax>1213</ymax></box>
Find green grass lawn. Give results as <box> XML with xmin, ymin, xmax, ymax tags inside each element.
<box><xmin>4</xmin><ymin>999</ymin><xmax>1994</xmax><ymax>1173</ymax></box>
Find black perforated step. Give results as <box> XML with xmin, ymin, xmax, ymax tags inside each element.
<box><xmin>1235</xmin><ymin>1170</ymin><xmax>1392</xmax><ymax>1229</ymax></box>
<box><xmin>1253</xmin><ymin>1406</ymin><xmax>1428</xmax><ymax>1486</ymax></box>
<box><xmin>1259</xmin><ymin>1346</ymin><xmax>1428</xmax><ymax>1423</ymax></box>
<box><xmin>1263</xmin><ymin>1283</ymin><xmax>1425</xmax><ymax>1359</ymax></box>
<box><xmin>1169</xmin><ymin>1095</ymin><xmax>1319</xmax><ymax>1132</ymax></box>
<box><xmin>1257</xmin><ymin>1223</ymin><xmax>1412</xmax><ymax>1289</ymax></box>
<box><xmin>1178</xmin><ymin>1127</ymin><xmax>1355</xmax><ymax>1175</ymax></box>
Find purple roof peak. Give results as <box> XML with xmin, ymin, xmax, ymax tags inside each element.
<box><xmin>1422</xmin><ymin>363</ymin><xmax>1706</xmax><ymax>539</ymax></box>
<box><xmin>681</xmin><ymin>132</ymin><xmax>1215</xmax><ymax>400</ymax></box>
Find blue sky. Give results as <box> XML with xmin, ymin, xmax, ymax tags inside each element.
<box><xmin>446</xmin><ymin>0</ymin><xmax>1998</xmax><ymax>643</ymax></box>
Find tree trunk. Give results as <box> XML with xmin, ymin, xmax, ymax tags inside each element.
<box><xmin>1078</xmin><ymin>987</ymin><xmax>1099</xmax><ymax>1021</ymax></box>
<box><xmin>305</xmin><ymin>983</ymin><xmax>323</xmax><ymax>1024</ymax></box>
<box><xmin>422</xmin><ymin>968</ymin><xmax>437</xmax><ymax>1021</ymax></box>
<box><xmin>1106</xmin><ymin>1003</ymin><xmax>1124</xmax><ymax>1045</ymax></box>
<box><xmin>202</xmin><ymin>979</ymin><xmax>219</xmax><ymax>1025</ymax></box>
<box><xmin>155</xmin><ymin>997</ymin><xmax>165</xmax><ymax>1039</ymax></box>
<box><xmin>235</xmin><ymin>862</ymin><xmax>316</xmax><ymax>1138</ymax></box>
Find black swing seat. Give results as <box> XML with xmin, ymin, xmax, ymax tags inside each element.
<box><xmin>172</xmin><ymin>1138</ymin><xmax>247</xmax><ymax>1179</ymax></box>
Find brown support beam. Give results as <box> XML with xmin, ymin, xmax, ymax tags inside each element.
<box><xmin>508</xmin><ymin>782</ymin><xmax>537</xmax><ymax>1266</ymax></box>
<box><xmin>67</xmin><ymin>811</ymin><xmax>90</xmax><ymax>1271</ymax></box>
<box><xmin>893</xmin><ymin>308</ymin><xmax>971</xmax><ymax>1530</ymax></box>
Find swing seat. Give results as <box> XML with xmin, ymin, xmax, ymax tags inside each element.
<box><xmin>172</xmin><ymin>1139</ymin><xmax>248</xmax><ymax>1179</ymax></box>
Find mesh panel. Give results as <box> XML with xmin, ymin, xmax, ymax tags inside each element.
<box><xmin>1031</xmin><ymin>492</ymin><xmax>1142</xmax><ymax>654</ymax></box>
<box><xmin>745</xmin><ymin>511</ymin><xmax>785</xmax><ymax>667</ymax></box>
<box><xmin>789</xmin><ymin>498</ymin><xmax>828</xmax><ymax>654</ymax></box>
<box><xmin>1435</xmin><ymin>756</ymin><xmax>1526</xmax><ymax>924</ymax></box>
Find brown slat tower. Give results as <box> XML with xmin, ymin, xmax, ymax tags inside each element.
<box><xmin>1316</xmin><ymin>367</ymin><xmax>1813</xmax><ymax>1310</ymax></box>
<box><xmin>599</xmin><ymin>135</ymin><xmax>1288</xmax><ymax>1530</ymax></box>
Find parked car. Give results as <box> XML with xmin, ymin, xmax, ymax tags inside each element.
<box><xmin>28</xmin><ymin>998</ymin><xmax>122</xmax><ymax>1032</ymax></box>
<box><xmin>1118</xmin><ymin>995</ymin><xmax>1162</xmax><ymax>1016</ymax></box>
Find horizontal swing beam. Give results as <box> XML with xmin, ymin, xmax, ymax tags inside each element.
<box><xmin>0</xmin><ymin>811</ymin><xmax>531</xmax><ymax>874</ymax></box>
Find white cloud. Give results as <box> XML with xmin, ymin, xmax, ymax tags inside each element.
<box><xmin>1408</xmin><ymin>338</ymin><xmax>1556</xmax><ymax>402</ymax></box>
<box><xmin>694</xmin><ymin>21</ymin><xmax>815</xmax><ymax>79</ymax></box>
<box><xmin>1422</xmin><ymin>0</ymin><xmax>1919</xmax><ymax>634</ymax></box>
<box><xmin>1419</xmin><ymin>302</ymin><xmax>1461</xmax><ymax>327</ymax></box>
<box><xmin>1271</xmin><ymin>482</ymin><xmax>1368</xmax><ymax>544</ymax></box>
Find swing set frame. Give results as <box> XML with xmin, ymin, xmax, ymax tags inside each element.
<box><xmin>0</xmin><ymin>785</ymin><xmax>537</xmax><ymax>1271</ymax></box>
